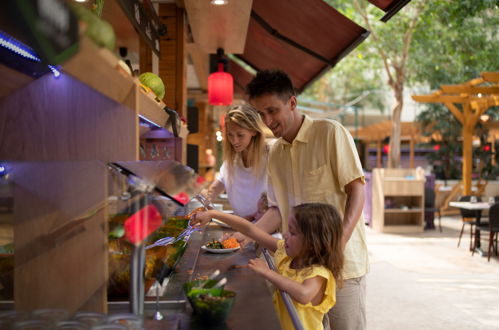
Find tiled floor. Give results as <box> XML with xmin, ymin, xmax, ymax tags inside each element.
<box><xmin>366</xmin><ymin>215</ymin><xmax>499</xmax><ymax>329</ymax></box>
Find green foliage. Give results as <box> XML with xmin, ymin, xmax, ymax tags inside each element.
<box><xmin>302</xmin><ymin>0</ymin><xmax>388</xmax><ymax>113</ymax></box>
<box><xmin>409</xmin><ymin>0</ymin><xmax>498</xmax><ymax>87</ymax></box>
<box><xmin>416</xmin><ymin>104</ymin><xmax>462</xmax><ymax>180</ymax></box>
<box><xmin>416</xmin><ymin>105</ymin><xmax>498</xmax><ymax>180</ymax></box>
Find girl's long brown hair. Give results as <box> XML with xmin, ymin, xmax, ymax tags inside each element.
<box><xmin>293</xmin><ymin>203</ymin><xmax>344</xmax><ymax>285</ymax></box>
<box><xmin>222</xmin><ymin>104</ymin><xmax>266</xmax><ymax>182</ymax></box>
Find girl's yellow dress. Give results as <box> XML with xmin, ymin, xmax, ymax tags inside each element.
<box><xmin>273</xmin><ymin>240</ymin><xmax>336</xmax><ymax>330</ymax></box>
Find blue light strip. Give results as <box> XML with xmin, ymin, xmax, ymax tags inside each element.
<box><xmin>48</xmin><ymin>65</ymin><xmax>61</xmax><ymax>78</ymax></box>
<box><xmin>138</xmin><ymin>114</ymin><xmax>162</xmax><ymax>128</ymax></box>
<box><xmin>0</xmin><ymin>31</ymin><xmax>40</xmax><ymax>62</ymax></box>
<box><xmin>0</xmin><ymin>30</ymin><xmax>61</xmax><ymax>77</ymax></box>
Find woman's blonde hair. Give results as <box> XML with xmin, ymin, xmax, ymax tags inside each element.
<box><xmin>222</xmin><ymin>104</ymin><xmax>266</xmax><ymax>180</ymax></box>
<box><xmin>293</xmin><ymin>203</ymin><xmax>344</xmax><ymax>286</ymax></box>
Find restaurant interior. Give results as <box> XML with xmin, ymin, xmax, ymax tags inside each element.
<box><xmin>0</xmin><ymin>0</ymin><xmax>497</xmax><ymax>329</ymax></box>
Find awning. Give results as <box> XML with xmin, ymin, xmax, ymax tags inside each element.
<box><xmin>368</xmin><ymin>0</ymin><xmax>412</xmax><ymax>22</ymax></box>
<box><xmin>234</xmin><ymin>0</ymin><xmax>370</xmax><ymax>94</ymax></box>
<box><xmin>228</xmin><ymin>59</ymin><xmax>255</xmax><ymax>97</ymax></box>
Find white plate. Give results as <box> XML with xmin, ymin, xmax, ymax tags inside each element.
<box><xmin>212</xmin><ymin>219</ymin><xmax>231</xmax><ymax>228</ymax></box>
<box><xmin>201</xmin><ymin>245</ymin><xmax>240</xmax><ymax>254</ymax></box>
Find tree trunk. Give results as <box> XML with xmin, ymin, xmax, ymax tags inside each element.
<box><xmin>388</xmin><ymin>85</ymin><xmax>404</xmax><ymax>168</ymax></box>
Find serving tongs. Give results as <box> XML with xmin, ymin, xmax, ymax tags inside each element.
<box><xmin>145</xmin><ymin>194</ymin><xmax>213</xmax><ymax>250</ymax></box>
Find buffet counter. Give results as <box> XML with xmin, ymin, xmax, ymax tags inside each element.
<box><xmin>137</xmin><ymin>222</ymin><xmax>281</xmax><ymax>329</ymax></box>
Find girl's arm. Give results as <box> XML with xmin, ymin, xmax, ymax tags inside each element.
<box><xmin>248</xmin><ymin>258</ymin><xmax>326</xmax><ymax>305</ymax></box>
<box><xmin>192</xmin><ymin>210</ymin><xmax>278</xmax><ymax>252</ymax></box>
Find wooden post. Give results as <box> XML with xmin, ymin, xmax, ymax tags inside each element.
<box><xmin>139</xmin><ymin>38</ymin><xmax>153</xmax><ymax>74</ymax></box>
<box><xmin>462</xmin><ymin>125</ymin><xmax>473</xmax><ymax>195</ymax></box>
<box><xmin>158</xmin><ymin>4</ymin><xmax>187</xmax><ymax>117</ymax></box>
<box><xmin>409</xmin><ymin>138</ymin><xmax>415</xmax><ymax>169</ymax></box>
<box><xmin>376</xmin><ymin>140</ymin><xmax>382</xmax><ymax>168</ymax></box>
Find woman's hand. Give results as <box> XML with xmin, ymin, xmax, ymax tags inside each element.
<box><xmin>190</xmin><ymin>210</ymin><xmax>212</xmax><ymax>227</ymax></box>
<box><xmin>247</xmin><ymin>258</ymin><xmax>270</xmax><ymax>276</ymax></box>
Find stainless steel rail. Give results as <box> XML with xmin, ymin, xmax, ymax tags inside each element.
<box><xmin>262</xmin><ymin>248</ymin><xmax>304</xmax><ymax>330</ymax></box>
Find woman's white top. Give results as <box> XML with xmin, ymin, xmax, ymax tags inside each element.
<box><xmin>216</xmin><ymin>156</ymin><xmax>267</xmax><ymax>219</ymax></box>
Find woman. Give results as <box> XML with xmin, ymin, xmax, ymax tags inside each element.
<box><xmin>203</xmin><ymin>104</ymin><xmax>269</xmax><ymax>220</ymax></box>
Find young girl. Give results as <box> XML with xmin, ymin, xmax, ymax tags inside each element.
<box><xmin>202</xmin><ymin>104</ymin><xmax>269</xmax><ymax>221</ymax></box>
<box><xmin>191</xmin><ymin>202</ymin><xmax>344</xmax><ymax>330</ymax></box>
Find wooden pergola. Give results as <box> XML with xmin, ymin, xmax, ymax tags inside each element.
<box><xmin>353</xmin><ymin>120</ymin><xmax>422</xmax><ymax>168</ymax></box>
<box><xmin>412</xmin><ymin>72</ymin><xmax>499</xmax><ymax>195</ymax></box>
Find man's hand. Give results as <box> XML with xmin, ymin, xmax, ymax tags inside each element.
<box><xmin>247</xmin><ymin>258</ymin><xmax>270</xmax><ymax>276</ymax></box>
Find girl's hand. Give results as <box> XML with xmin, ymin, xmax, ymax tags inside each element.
<box><xmin>222</xmin><ymin>232</ymin><xmax>254</xmax><ymax>247</ymax></box>
<box><xmin>190</xmin><ymin>210</ymin><xmax>212</xmax><ymax>227</ymax></box>
<box><xmin>247</xmin><ymin>258</ymin><xmax>270</xmax><ymax>276</ymax></box>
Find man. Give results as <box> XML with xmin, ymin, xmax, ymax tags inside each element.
<box><xmin>245</xmin><ymin>69</ymin><xmax>368</xmax><ymax>330</ymax></box>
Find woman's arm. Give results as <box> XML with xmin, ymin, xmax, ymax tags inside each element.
<box><xmin>192</xmin><ymin>210</ymin><xmax>278</xmax><ymax>252</ymax></box>
<box><xmin>203</xmin><ymin>179</ymin><xmax>225</xmax><ymax>202</ymax></box>
<box><xmin>248</xmin><ymin>259</ymin><xmax>326</xmax><ymax>305</ymax></box>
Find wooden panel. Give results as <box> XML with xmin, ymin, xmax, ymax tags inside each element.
<box><xmin>63</xmin><ymin>37</ymin><xmax>136</xmax><ymax>107</ymax></box>
<box><xmin>0</xmin><ymin>73</ymin><xmax>138</xmax><ymax>162</ymax></box>
<box><xmin>158</xmin><ymin>4</ymin><xmax>187</xmax><ymax>117</ymax></box>
<box><xmin>0</xmin><ymin>65</ymin><xmax>34</xmax><ymax>101</ymax></box>
<box><xmin>138</xmin><ymin>89</ymin><xmax>169</xmax><ymax>127</ymax></box>
<box><xmin>139</xmin><ymin>37</ymin><xmax>153</xmax><ymax>74</ymax></box>
<box><xmin>186</xmin><ymin>43</ymin><xmax>209</xmax><ymax>90</ymax></box>
<box><xmin>184</xmin><ymin>0</ymin><xmax>252</xmax><ymax>54</ymax></box>
<box><xmin>383</xmin><ymin>179</ymin><xmax>424</xmax><ymax>196</ymax></box>
<box><xmin>13</xmin><ymin>161</ymin><xmax>108</xmax><ymax>312</ymax></box>
<box><xmin>371</xmin><ymin>168</ymin><xmax>425</xmax><ymax>233</ymax></box>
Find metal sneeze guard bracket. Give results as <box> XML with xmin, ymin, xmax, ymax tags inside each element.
<box><xmin>262</xmin><ymin>248</ymin><xmax>304</xmax><ymax>330</ymax></box>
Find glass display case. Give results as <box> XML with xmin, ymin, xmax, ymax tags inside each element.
<box><xmin>0</xmin><ymin>160</ymin><xmax>206</xmax><ymax>316</ymax></box>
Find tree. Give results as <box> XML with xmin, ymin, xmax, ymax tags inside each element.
<box><xmin>415</xmin><ymin>104</ymin><xmax>462</xmax><ymax>181</ymax></box>
<box><xmin>352</xmin><ymin>0</ymin><xmax>427</xmax><ymax>168</ymax></box>
<box><xmin>307</xmin><ymin>0</ymin><xmax>498</xmax><ymax>169</ymax></box>
<box><xmin>409</xmin><ymin>0</ymin><xmax>499</xmax><ymax>88</ymax></box>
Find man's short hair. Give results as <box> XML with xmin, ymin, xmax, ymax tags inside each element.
<box><xmin>246</xmin><ymin>69</ymin><xmax>296</xmax><ymax>102</ymax></box>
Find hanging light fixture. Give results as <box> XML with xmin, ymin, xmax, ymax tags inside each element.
<box><xmin>208</xmin><ymin>48</ymin><xmax>233</xmax><ymax>106</ymax></box>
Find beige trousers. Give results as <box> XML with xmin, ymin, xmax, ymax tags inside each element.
<box><xmin>327</xmin><ymin>276</ymin><xmax>366</xmax><ymax>330</ymax></box>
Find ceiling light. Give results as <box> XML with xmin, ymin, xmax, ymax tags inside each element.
<box><xmin>211</xmin><ymin>0</ymin><xmax>228</xmax><ymax>6</ymax></box>
<box><xmin>480</xmin><ymin>114</ymin><xmax>490</xmax><ymax>122</ymax></box>
<box><xmin>208</xmin><ymin>48</ymin><xmax>233</xmax><ymax>106</ymax></box>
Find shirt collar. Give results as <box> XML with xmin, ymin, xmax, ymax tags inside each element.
<box><xmin>276</xmin><ymin>115</ymin><xmax>313</xmax><ymax>146</ymax></box>
<box><xmin>293</xmin><ymin>114</ymin><xmax>313</xmax><ymax>144</ymax></box>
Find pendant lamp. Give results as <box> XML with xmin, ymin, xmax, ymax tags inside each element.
<box><xmin>208</xmin><ymin>48</ymin><xmax>233</xmax><ymax>106</ymax></box>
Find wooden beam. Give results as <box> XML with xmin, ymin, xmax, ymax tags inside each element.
<box><xmin>440</xmin><ymin>85</ymin><xmax>499</xmax><ymax>95</ymax></box>
<box><xmin>184</xmin><ymin>0</ymin><xmax>252</xmax><ymax>54</ymax></box>
<box><xmin>186</xmin><ymin>43</ymin><xmax>209</xmax><ymax>90</ymax></box>
<box><xmin>444</xmin><ymin>102</ymin><xmax>464</xmax><ymax>124</ymax></box>
<box><xmin>482</xmin><ymin>72</ymin><xmax>499</xmax><ymax>82</ymax></box>
<box><xmin>412</xmin><ymin>94</ymin><xmax>470</xmax><ymax>103</ymax></box>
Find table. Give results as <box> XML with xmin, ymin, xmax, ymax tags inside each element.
<box><xmin>449</xmin><ymin>201</ymin><xmax>491</xmax><ymax>256</ymax></box>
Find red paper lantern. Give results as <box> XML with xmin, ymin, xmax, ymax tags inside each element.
<box><xmin>382</xmin><ymin>144</ymin><xmax>390</xmax><ymax>154</ymax></box>
<box><xmin>433</xmin><ymin>144</ymin><xmax>441</xmax><ymax>151</ymax></box>
<box><xmin>208</xmin><ymin>62</ymin><xmax>233</xmax><ymax>105</ymax></box>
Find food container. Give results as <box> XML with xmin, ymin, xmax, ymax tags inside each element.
<box><xmin>0</xmin><ymin>252</ymin><xmax>14</xmax><ymax>300</ymax></box>
<box><xmin>107</xmin><ymin>215</ymin><xmax>189</xmax><ymax>300</ymax></box>
<box><xmin>184</xmin><ymin>279</ymin><xmax>236</xmax><ymax>324</ymax></box>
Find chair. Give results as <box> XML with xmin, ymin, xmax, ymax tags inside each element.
<box><xmin>457</xmin><ymin>195</ymin><xmax>482</xmax><ymax>251</ymax></box>
<box><xmin>424</xmin><ymin>187</ymin><xmax>441</xmax><ymax>231</ymax></box>
<box><xmin>473</xmin><ymin>203</ymin><xmax>499</xmax><ymax>262</ymax></box>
